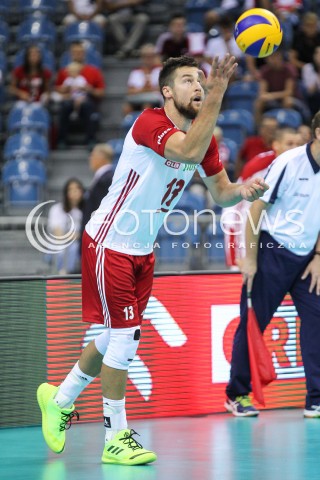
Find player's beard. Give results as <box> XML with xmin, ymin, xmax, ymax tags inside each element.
<box><xmin>173</xmin><ymin>97</ymin><xmax>198</xmax><ymax>120</ymax></box>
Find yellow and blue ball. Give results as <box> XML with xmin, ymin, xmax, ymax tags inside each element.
<box><xmin>234</xmin><ymin>8</ymin><xmax>283</xmax><ymax>58</ymax></box>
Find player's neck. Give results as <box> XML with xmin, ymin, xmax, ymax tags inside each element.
<box><xmin>164</xmin><ymin>105</ymin><xmax>192</xmax><ymax>132</ymax></box>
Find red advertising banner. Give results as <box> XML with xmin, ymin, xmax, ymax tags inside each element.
<box><xmin>46</xmin><ymin>274</ymin><xmax>306</xmax><ymax>423</ymax></box>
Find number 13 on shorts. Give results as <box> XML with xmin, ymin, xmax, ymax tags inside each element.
<box><xmin>124</xmin><ymin>305</ymin><xmax>134</xmax><ymax>320</ymax></box>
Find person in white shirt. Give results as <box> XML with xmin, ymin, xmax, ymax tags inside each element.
<box><xmin>37</xmin><ymin>54</ymin><xmax>268</xmax><ymax>465</ymax></box>
<box><xmin>64</xmin><ymin>0</ymin><xmax>106</xmax><ymax>28</ymax></box>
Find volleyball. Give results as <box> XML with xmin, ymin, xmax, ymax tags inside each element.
<box><xmin>234</xmin><ymin>8</ymin><xmax>283</xmax><ymax>58</ymax></box>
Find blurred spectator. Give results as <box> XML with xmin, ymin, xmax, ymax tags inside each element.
<box><xmin>80</xmin><ymin>143</ymin><xmax>114</xmax><ymax>237</ymax></box>
<box><xmin>47</xmin><ymin>178</ymin><xmax>85</xmax><ymax>274</ymax></box>
<box><xmin>205</xmin><ymin>0</ymin><xmax>253</xmax><ymax>31</ymax></box>
<box><xmin>289</xmin><ymin>12</ymin><xmax>320</xmax><ymax>76</ymax></box>
<box><xmin>123</xmin><ymin>43</ymin><xmax>162</xmax><ymax>114</ymax></box>
<box><xmin>254</xmin><ymin>48</ymin><xmax>308</xmax><ymax>124</ymax></box>
<box><xmin>155</xmin><ymin>14</ymin><xmax>189</xmax><ymax>61</ymax></box>
<box><xmin>104</xmin><ymin>0</ymin><xmax>149</xmax><ymax>59</ymax></box>
<box><xmin>234</xmin><ymin>116</ymin><xmax>278</xmax><ymax>178</ymax></box>
<box><xmin>61</xmin><ymin>61</ymin><xmax>89</xmax><ymax>120</ymax></box>
<box><xmin>9</xmin><ymin>45</ymin><xmax>52</xmax><ymax>105</ymax></box>
<box><xmin>54</xmin><ymin>42</ymin><xmax>105</xmax><ymax>148</ymax></box>
<box><xmin>297</xmin><ymin>123</ymin><xmax>312</xmax><ymax>144</ymax></box>
<box><xmin>302</xmin><ymin>46</ymin><xmax>320</xmax><ymax>116</ymax></box>
<box><xmin>223</xmin><ymin>126</ymin><xmax>299</xmax><ymax>269</ymax></box>
<box><xmin>64</xmin><ymin>0</ymin><xmax>107</xmax><ymax>28</ymax></box>
<box><xmin>204</xmin><ymin>18</ymin><xmax>244</xmax><ymax>78</ymax></box>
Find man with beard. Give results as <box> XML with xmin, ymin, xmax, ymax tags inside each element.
<box><xmin>37</xmin><ymin>55</ymin><xmax>268</xmax><ymax>465</ymax></box>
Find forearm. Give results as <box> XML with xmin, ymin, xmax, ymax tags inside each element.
<box><xmin>210</xmin><ymin>180</ymin><xmax>243</xmax><ymax>207</ymax></box>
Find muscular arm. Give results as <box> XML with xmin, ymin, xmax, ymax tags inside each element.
<box><xmin>164</xmin><ymin>55</ymin><xmax>237</xmax><ymax>164</ymax></box>
<box><xmin>202</xmin><ymin>170</ymin><xmax>268</xmax><ymax>207</ymax></box>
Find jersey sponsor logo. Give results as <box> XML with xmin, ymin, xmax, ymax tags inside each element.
<box><xmin>157</xmin><ymin>127</ymin><xmax>172</xmax><ymax>145</ymax></box>
<box><xmin>165</xmin><ymin>159</ymin><xmax>180</xmax><ymax>169</ymax></box>
<box><xmin>183</xmin><ymin>163</ymin><xmax>197</xmax><ymax>172</ymax></box>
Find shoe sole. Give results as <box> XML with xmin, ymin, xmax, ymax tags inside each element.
<box><xmin>101</xmin><ymin>453</ymin><xmax>157</xmax><ymax>466</ymax></box>
<box><xmin>304</xmin><ymin>410</ymin><xmax>320</xmax><ymax>418</ymax></box>
<box><xmin>224</xmin><ymin>402</ymin><xmax>259</xmax><ymax>417</ymax></box>
<box><xmin>37</xmin><ymin>384</ymin><xmax>65</xmax><ymax>454</ymax></box>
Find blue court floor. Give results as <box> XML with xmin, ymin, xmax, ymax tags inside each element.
<box><xmin>1</xmin><ymin>410</ymin><xmax>319</xmax><ymax>480</ymax></box>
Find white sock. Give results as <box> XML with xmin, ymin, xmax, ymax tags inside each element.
<box><xmin>103</xmin><ymin>397</ymin><xmax>127</xmax><ymax>442</ymax></box>
<box><xmin>54</xmin><ymin>362</ymin><xmax>95</xmax><ymax>408</ymax></box>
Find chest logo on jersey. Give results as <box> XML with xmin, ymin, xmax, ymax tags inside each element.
<box><xmin>183</xmin><ymin>163</ymin><xmax>197</xmax><ymax>172</ymax></box>
<box><xmin>165</xmin><ymin>159</ymin><xmax>181</xmax><ymax>169</ymax></box>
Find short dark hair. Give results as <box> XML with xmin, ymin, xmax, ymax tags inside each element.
<box><xmin>158</xmin><ymin>56</ymin><xmax>199</xmax><ymax>99</ymax></box>
<box><xmin>311</xmin><ymin>111</ymin><xmax>320</xmax><ymax>137</ymax></box>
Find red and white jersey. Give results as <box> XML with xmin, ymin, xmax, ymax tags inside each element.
<box><xmin>86</xmin><ymin>107</ymin><xmax>223</xmax><ymax>254</ymax></box>
<box><xmin>222</xmin><ymin>150</ymin><xmax>276</xmax><ymax>267</ymax></box>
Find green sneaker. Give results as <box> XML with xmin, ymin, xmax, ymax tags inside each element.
<box><xmin>101</xmin><ymin>429</ymin><xmax>157</xmax><ymax>465</ymax></box>
<box><xmin>225</xmin><ymin>395</ymin><xmax>259</xmax><ymax>417</ymax></box>
<box><xmin>37</xmin><ymin>383</ymin><xmax>79</xmax><ymax>453</ymax></box>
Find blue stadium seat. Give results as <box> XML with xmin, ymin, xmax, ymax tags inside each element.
<box><xmin>223</xmin><ymin>137</ymin><xmax>239</xmax><ymax>165</ymax></box>
<box><xmin>225</xmin><ymin>81</ymin><xmax>259</xmax><ymax>113</ymax></box>
<box><xmin>107</xmin><ymin>138</ymin><xmax>125</xmax><ymax>164</ymax></box>
<box><xmin>175</xmin><ymin>190</ymin><xmax>206</xmax><ymax>214</ymax></box>
<box><xmin>7</xmin><ymin>104</ymin><xmax>50</xmax><ymax>136</ymax></box>
<box><xmin>217</xmin><ymin>109</ymin><xmax>254</xmax><ymax>147</ymax></box>
<box><xmin>4</xmin><ymin>132</ymin><xmax>49</xmax><ymax>162</ymax></box>
<box><xmin>18</xmin><ymin>0</ymin><xmax>58</xmax><ymax>16</ymax></box>
<box><xmin>14</xmin><ymin>46</ymin><xmax>55</xmax><ymax>73</ymax></box>
<box><xmin>60</xmin><ymin>45</ymin><xmax>103</xmax><ymax>69</ymax></box>
<box><xmin>0</xmin><ymin>1</ymin><xmax>10</xmax><ymax>19</ymax></box>
<box><xmin>185</xmin><ymin>0</ymin><xmax>218</xmax><ymax>31</ymax></box>
<box><xmin>0</xmin><ymin>20</ymin><xmax>9</xmax><ymax>47</ymax></box>
<box><xmin>264</xmin><ymin>108</ymin><xmax>303</xmax><ymax>129</ymax></box>
<box><xmin>0</xmin><ymin>51</ymin><xmax>7</xmax><ymax>104</ymax></box>
<box><xmin>121</xmin><ymin>111</ymin><xmax>142</xmax><ymax>134</ymax></box>
<box><xmin>17</xmin><ymin>15</ymin><xmax>56</xmax><ymax>48</ymax></box>
<box><xmin>2</xmin><ymin>158</ymin><xmax>46</xmax><ymax>206</ymax></box>
<box><xmin>64</xmin><ymin>21</ymin><xmax>104</xmax><ymax>51</ymax></box>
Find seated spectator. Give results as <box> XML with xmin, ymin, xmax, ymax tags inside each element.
<box><xmin>61</xmin><ymin>62</ymin><xmax>89</xmax><ymax>120</ymax></box>
<box><xmin>204</xmin><ymin>18</ymin><xmax>244</xmax><ymax>79</ymax></box>
<box><xmin>123</xmin><ymin>43</ymin><xmax>162</xmax><ymax>114</ymax></box>
<box><xmin>205</xmin><ymin>0</ymin><xmax>252</xmax><ymax>31</ymax></box>
<box><xmin>288</xmin><ymin>12</ymin><xmax>320</xmax><ymax>77</ymax></box>
<box><xmin>104</xmin><ymin>0</ymin><xmax>149</xmax><ymax>59</ymax></box>
<box><xmin>234</xmin><ymin>116</ymin><xmax>278</xmax><ymax>178</ymax></box>
<box><xmin>46</xmin><ymin>178</ymin><xmax>84</xmax><ymax>274</ymax></box>
<box><xmin>155</xmin><ymin>14</ymin><xmax>189</xmax><ymax>61</ymax></box>
<box><xmin>80</xmin><ymin>143</ymin><xmax>114</xmax><ymax>237</ymax></box>
<box><xmin>297</xmin><ymin>123</ymin><xmax>312</xmax><ymax>144</ymax></box>
<box><xmin>254</xmin><ymin>48</ymin><xmax>308</xmax><ymax>124</ymax></box>
<box><xmin>302</xmin><ymin>46</ymin><xmax>320</xmax><ymax>116</ymax></box>
<box><xmin>9</xmin><ymin>45</ymin><xmax>52</xmax><ymax>106</ymax></box>
<box><xmin>63</xmin><ymin>0</ymin><xmax>106</xmax><ymax>28</ymax></box>
<box><xmin>54</xmin><ymin>41</ymin><xmax>105</xmax><ymax>148</ymax></box>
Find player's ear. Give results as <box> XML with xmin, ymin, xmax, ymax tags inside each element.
<box><xmin>162</xmin><ymin>85</ymin><xmax>173</xmax><ymax>99</ymax></box>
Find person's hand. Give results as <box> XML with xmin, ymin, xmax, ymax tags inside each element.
<box><xmin>301</xmin><ymin>254</ymin><xmax>320</xmax><ymax>295</ymax></box>
<box><xmin>198</xmin><ymin>54</ymin><xmax>238</xmax><ymax>96</ymax></box>
<box><xmin>239</xmin><ymin>257</ymin><xmax>257</xmax><ymax>293</ymax></box>
<box><xmin>239</xmin><ymin>177</ymin><xmax>269</xmax><ymax>202</ymax></box>
<box><xmin>19</xmin><ymin>91</ymin><xmax>31</xmax><ymax>102</ymax></box>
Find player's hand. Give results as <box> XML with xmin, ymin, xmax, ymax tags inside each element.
<box><xmin>198</xmin><ymin>54</ymin><xmax>238</xmax><ymax>95</ymax></box>
<box><xmin>240</xmin><ymin>257</ymin><xmax>257</xmax><ymax>292</ymax></box>
<box><xmin>301</xmin><ymin>254</ymin><xmax>320</xmax><ymax>295</ymax></box>
<box><xmin>240</xmin><ymin>177</ymin><xmax>269</xmax><ymax>202</ymax></box>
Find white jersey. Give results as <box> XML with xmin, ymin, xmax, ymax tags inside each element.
<box><xmin>260</xmin><ymin>143</ymin><xmax>320</xmax><ymax>255</ymax></box>
<box><xmin>86</xmin><ymin>107</ymin><xmax>223</xmax><ymax>254</ymax></box>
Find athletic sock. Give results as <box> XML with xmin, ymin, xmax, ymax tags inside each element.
<box><xmin>103</xmin><ymin>397</ymin><xmax>127</xmax><ymax>442</ymax></box>
<box><xmin>54</xmin><ymin>361</ymin><xmax>95</xmax><ymax>408</ymax></box>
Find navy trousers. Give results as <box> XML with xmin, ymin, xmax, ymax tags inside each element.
<box><xmin>226</xmin><ymin>231</ymin><xmax>320</xmax><ymax>408</ymax></box>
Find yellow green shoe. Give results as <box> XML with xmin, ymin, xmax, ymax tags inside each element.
<box><xmin>37</xmin><ymin>383</ymin><xmax>79</xmax><ymax>454</ymax></box>
<box><xmin>101</xmin><ymin>429</ymin><xmax>157</xmax><ymax>465</ymax></box>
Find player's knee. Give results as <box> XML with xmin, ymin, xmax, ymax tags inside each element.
<box><xmin>94</xmin><ymin>330</ymin><xmax>111</xmax><ymax>356</ymax></box>
<box><xmin>102</xmin><ymin>326</ymin><xmax>141</xmax><ymax>370</ymax></box>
